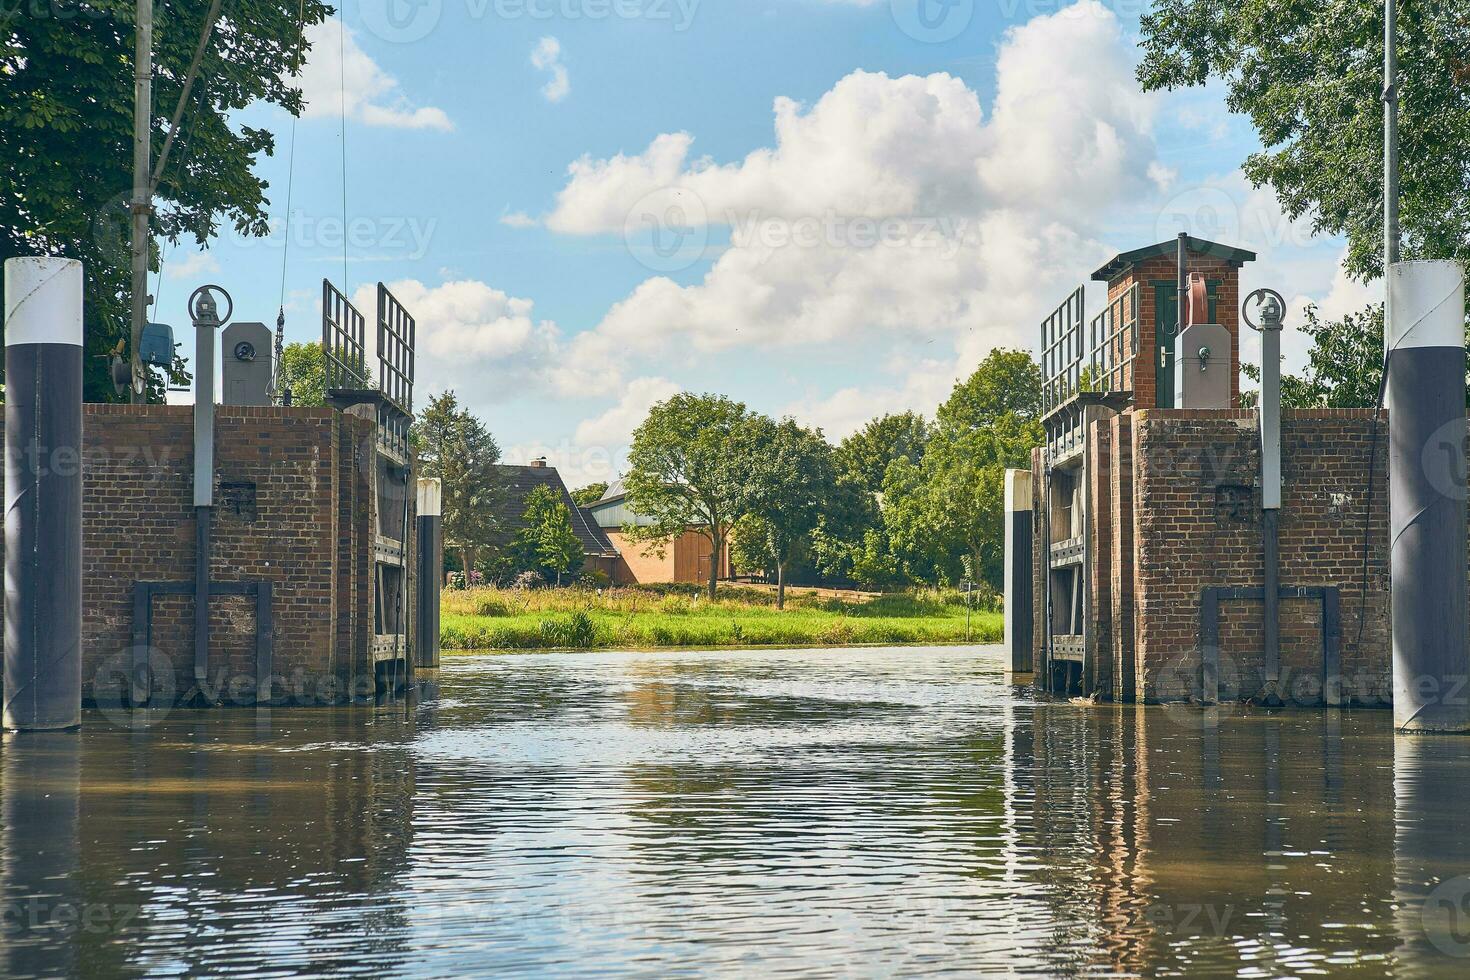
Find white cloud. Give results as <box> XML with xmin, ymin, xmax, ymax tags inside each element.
<box><xmin>164</xmin><ymin>249</ymin><xmax>219</xmax><ymax>281</ymax></box>
<box><xmin>574</xmin><ymin>376</ymin><xmax>682</xmax><ymax>449</ymax></box>
<box><xmin>298</xmin><ymin>21</ymin><xmax>452</xmax><ymax>131</ymax></box>
<box><xmin>545</xmin><ymin>1</ymin><xmax>1150</xmax><ymax>401</ymax></box>
<box><xmin>531</xmin><ymin>36</ymin><xmax>570</xmax><ymax>104</ymax></box>
<box><xmin>499</xmin><ymin>210</ymin><xmax>537</xmax><ymax>229</ymax></box>
<box><xmin>350</xmin><ymin>278</ymin><xmax>593</xmax><ymax>400</ymax></box>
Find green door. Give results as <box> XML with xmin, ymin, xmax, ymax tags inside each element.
<box><xmin>1153</xmin><ymin>281</ymin><xmax>1220</xmax><ymax>408</ymax></box>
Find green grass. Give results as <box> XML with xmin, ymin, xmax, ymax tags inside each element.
<box><xmin>440</xmin><ymin>584</ymin><xmax>1002</xmax><ymax>651</ymax></box>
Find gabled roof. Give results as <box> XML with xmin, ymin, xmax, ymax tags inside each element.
<box><xmin>1091</xmin><ymin>236</ymin><xmax>1257</xmax><ymax>283</ymax></box>
<box><xmin>491</xmin><ymin>464</ymin><xmax>618</xmax><ymax>557</ymax></box>
<box><xmin>593</xmin><ymin>477</ymin><xmax>627</xmax><ymax>507</ymax></box>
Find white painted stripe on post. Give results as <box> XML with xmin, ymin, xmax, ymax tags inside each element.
<box><xmin>4</xmin><ymin>257</ymin><xmax>83</xmax><ymax>347</ymax></box>
<box><xmin>1004</xmin><ymin>468</ymin><xmax>1032</xmax><ymax>514</ymax></box>
<box><xmin>1387</xmin><ymin>260</ymin><xmax>1465</xmax><ymax>352</ymax></box>
<box><xmin>417</xmin><ymin>477</ymin><xmax>442</xmax><ymax>517</ymax></box>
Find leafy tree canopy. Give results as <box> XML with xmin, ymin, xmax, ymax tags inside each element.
<box><xmin>278</xmin><ymin>341</ymin><xmax>325</xmax><ymax>407</ymax></box>
<box><xmin>1</xmin><ymin>0</ymin><xmax>332</xmax><ymax>400</ymax></box>
<box><xmin>514</xmin><ymin>485</ymin><xmax>584</xmax><ymax>586</ymax></box>
<box><xmin>570</xmin><ymin>482</ymin><xmax>608</xmax><ymax>507</ymax></box>
<box><xmin>835</xmin><ymin>411</ymin><xmax>929</xmax><ymax>493</ymax></box>
<box><xmin>733</xmin><ymin>416</ymin><xmax>837</xmax><ymax>607</ymax></box>
<box><xmin>624</xmin><ymin>392</ymin><xmax>752</xmax><ymax>598</ymax></box>
<box><xmin>936</xmin><ymin>349</ymin><xmax>1042</xmax><ymax>433</ymax></box>
<box><xmin>1137</xmin><ymin>0</ymin><xmax>1470</xmax><ymax>280</ymax></box>
<box><xmin>414</xmin><ymin>391</ymin><xmax>504</xmax><ymax>578</ymax></box>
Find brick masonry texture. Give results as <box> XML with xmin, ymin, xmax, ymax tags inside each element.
<box><xmin>0</xmin><ymin>405</ymin><xmax>399</xmax><ymax>706</ymax></box>
<box><xmin>1036</xmin><ymin>407</ymin><xmax>1398</xmax><ymax>706</ymax></box>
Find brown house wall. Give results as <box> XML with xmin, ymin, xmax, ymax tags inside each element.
<box><xmin>603</xmin><ymin>529</ymin><xmax>731</xmax><ymax>585</ymax></box>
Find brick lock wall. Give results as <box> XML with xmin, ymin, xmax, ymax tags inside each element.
<box><xmin>1126</xmin><ymin>409</ymin><xmax>1389</xmax><ymax>704</ymax></box>
<box><xmin>1108</xmin><ymin>414</ymin><xmax>1136</xmax><ymax>701</ymax></box>
<box><xmin>1</xmin><ymin>405</ymin><xmax>385</xmax><ymax>706</ymax></box>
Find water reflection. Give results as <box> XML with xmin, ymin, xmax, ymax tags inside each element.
<box><xmin>0</xmin><ymin>648</ymin><xmax>1468</xmax><ymax>976</ymax></box>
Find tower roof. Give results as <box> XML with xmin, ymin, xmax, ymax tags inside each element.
<box><xmin>1091</xmin><ymin>236</ymin><xmax>1256</xmax><ymax>283</ymax></box>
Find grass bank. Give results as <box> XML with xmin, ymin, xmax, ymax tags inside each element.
<box><xmin>440</xmin><ymin>583</ymin><xmax>1002</xmax><ymax>651</ymax></box>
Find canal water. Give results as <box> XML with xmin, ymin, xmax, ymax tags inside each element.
<box><xmin>3</xmin><ymin>646</ymin><xmax>1470</xmax><ymax>977</ymax></box>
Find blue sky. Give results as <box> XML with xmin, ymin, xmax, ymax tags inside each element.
<box><xmin>162</xmin><ymin>0</ymin><xmax>1373</xmax><ymax>487</ymax></box>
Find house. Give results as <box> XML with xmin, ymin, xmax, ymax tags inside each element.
<box><xmin>587</xmin><ymin>479</ymin><xmax>732</xmax><ymax>585</ymax></box>
<box><xmin>491</xmin><ymin>459</ymin><xmax>621</xmax><ymax>580</ymax></box>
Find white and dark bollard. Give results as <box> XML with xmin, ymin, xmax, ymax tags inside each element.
<box><xmin>415</xmin><ymin>478</ymin><xmax>442</xmax><ymax>669</ymax></box>
<box><xmin>1003</xmin><ymin>468</ymin><xmax>1034</xmax><ymax>680</ymax></box>
<box><xmin>1387</xmin><ymin>260</ymin><xmax>1470</xmax><ymax>732</ymax></box>
<box><xmin>3</xmin><ymin>257</ymin><xmax>84</xmax><ymax>730</ymax></box>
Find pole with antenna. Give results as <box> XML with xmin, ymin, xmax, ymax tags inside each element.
<box><xmin>129</xmin><ymin>0</ymin><xmax>154</xmax><ymax>403</ymax></box>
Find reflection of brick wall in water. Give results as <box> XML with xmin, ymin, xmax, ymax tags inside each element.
<box><xmin>0</xmin><ymin>404</ymin><xmax>387</xmax><ymax>704</ymax></box>
<box><xmin>1047</xmin><ymin>407</ymin><xmax>1396</xmax><ymax>705</ymax></box>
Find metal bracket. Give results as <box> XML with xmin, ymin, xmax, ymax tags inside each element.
<box><xmin>1199</xmin><ymin>585</ymin><xmax>1342</xmax><ymax>707</ymax></box>
<box><xmin>131</xmin><ymin>580</ymin><xmax>273</xmax><ymax>706</ymax></box>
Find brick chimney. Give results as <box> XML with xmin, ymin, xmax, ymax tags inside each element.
<box><xmin>1091</xmin><ymin>236</ymin><xmax>1256</xmax><ymax>409</ymax></box>
<box><xmin>530</xmin><ymin>457</ymin><xmax>548</xmax><ymax>468</ymax></box>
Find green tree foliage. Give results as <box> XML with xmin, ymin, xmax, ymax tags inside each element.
<box><xmin>624</xmin><ymin>393</ymin><xmax>753</xmax><ymax>600</ymax></box>
<box><xmin>514</xmin><ymin>485</ymin><xmax>584</xmax><ymax>586</ymax></box>
<box><xmin>570</xmin><ymin>482</ymin><xmax>608</xmax><ymax>507</ymax></box>
<box><xmin>1242</xmin><ymin>302</ymin><xmax>1470</xmax><ymax>410</ymax></box>
<box><xmin>880</xmin><ymin>350</ymin><xmax>1044</xmax><ymax>589</ymax></box>
<box><xmin>734</xmin><ymin>417</ymin><xmax>837</xmax><ymax>608</ymax></box>
<box><xmin>1</xmin><ymin>0</ymin><xmax>333</xmax><ymax>400</ymax></box>
<box><xmin>278</xmin><ymin>341</ymin><xmax>325</xmax><ymax>407</ymax></box>
<box><xmin>1137</xmin><ymin>1</ymin><xmax>1470</xmax><ymax>280</ymax></box>
<box><xmin>834</xmin><ymin>411</ymin><xmax>929</xmax><ymax>492</ymax></box>
<box><xmin>414</xmin><ymin>391</ymin><xmax>505</xmax><ymax>578</ymax></box>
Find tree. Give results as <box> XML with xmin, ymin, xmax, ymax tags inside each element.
<box><xmin>1</xmin><ymin>0</ymin><xmax>333</xmax><ymax>400</ymax></box>
<box><xmin>570</xmin><ymin>482</ymin><xmax>608</xmax><ymax>507</ymax></box>
<box><xmin>514</xmin><ymin>485</ymin><xmax>584</xmax><ymax>586</ymax></box>
<box><xmin>936</xmin><ymin>348</ymin><xmax>1042</xmax><ymax>431</ymax></box>
<box><xmin>278</xmin><ymin>341</ymin><xmax>325</xmax><ymax>407</ymax></box>
<box><xmin>1137</xmin><ymin>2</ymin><xmax>1470</xmax><ymax>281</ymax></box>
<box><xmin>879</xmin><ymin>350</ymin><xmax>1044</xmax><ymax>589</ymax></box>
<box><xmin>835</xmin><ymin>412</ymin><xmax>929</xmax><ymax>493</ymax></box>
<box><xmin>1241</xmin><ymin>302</ymin><xmax>1470</xmax><ymax>409</ymax></box>
<box><xmin>624</xmin><ymin>393</ymin><xmax>752</xmax><ymax>600</ymax></box>
<box><xmin>735</xmin><ymin>416</ymin><xmax>837</xmax><ymax>609</ymax></box>
<box><xmin>414</xmin><ymin>391</ymin><xmax>504</xmax><ymax>578</ymax></box>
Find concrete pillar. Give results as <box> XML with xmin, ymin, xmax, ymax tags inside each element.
<box><xmin>1004</xmin><ymin>468</ymin><xmax>1034</xmax><ymax>680</ymax></box>
<box><xmin>1387</xmin><ymin>260</ymin><xmax>1470</xmax><ymax>732</ymax></box>
<box><xmin>415</xmin><ymin>478</ymin><xmax>442</xmax><ymax>669</ymax></box>
<box><xmin>3</xmin><ymin>257</ymin><xmax>84</xmax><ymax>730</ymax></box>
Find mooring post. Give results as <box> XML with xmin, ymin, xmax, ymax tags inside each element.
<box><xmin>1003</xmin><ymin>468</ymin><xmax>1034</xmax><ymax>681</ymax></box>
<box><xmin>3</xmin><ymin>257</ymin><xmax>84</xmax><ymax>730</ymax></box>
<box><xmin>1387</xmin><ymin>261</ymin><xmax>1470</xmax><ymax>732</ymax></box>
<box><xmin>415</xmin><ymin>478</ymin><xmax>442</xmax><ymax>669</ymax></box>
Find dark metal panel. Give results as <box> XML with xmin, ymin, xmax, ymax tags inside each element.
<box><xmin>321</xmin><ymin>279</ymin><xmax>368</xmax><ymax>391</ymax></box>
<box><xmin>256</xmin><ymin>583</ymin><xmax>273</xmax><ymax>702</ymax></box>
<box><xmin>3</xmin><ymin>344</ymin><xmax>83</xmax><ymax>730</ymax></box>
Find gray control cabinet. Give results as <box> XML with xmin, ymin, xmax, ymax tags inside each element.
<box><xmin>222</xmin><ymin>321</ymin><xmax>273</xmax><ymax>406</ymax></box>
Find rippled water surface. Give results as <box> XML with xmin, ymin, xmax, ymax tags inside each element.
<box><xmin>4</xmin><ymin>646</ymin><xmax>1470</xmax><ymax>977</ymax></box>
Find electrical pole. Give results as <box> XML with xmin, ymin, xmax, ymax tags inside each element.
<box><xmin>129</xmin><ymin>0</ymin><xmax>154</xmax><ymax>403</ymax></box>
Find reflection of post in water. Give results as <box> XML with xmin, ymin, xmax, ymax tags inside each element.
<box><xmin>1394</xmin><ymin>736</ymin><xmax>1470</xmax><ymax>973</ymax></box>
<box><xmin>1089</xmin><ymin>704</ymin><xmax>1154</xmax><ymax>976</ymax></box>
<box><xmin>1</xmin><ymin>733</ymin><xmax>81</xmax><ymax>978</ymax></box>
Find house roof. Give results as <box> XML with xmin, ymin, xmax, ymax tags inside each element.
<box><xmin>1091</xmin><ymin>236</ymin><xmax>1257</xmax><ymax>283</ymax></box>
<box><xmin>491</xmin><ymin>464</ymin><xmax>618</xmax><ymax>557</ymax></box>
<box><xmin>594</xmin><ymin>477</ymin><xmax>627</xmax><ymax>506</ymax></box>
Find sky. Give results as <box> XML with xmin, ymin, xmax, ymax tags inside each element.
<box><xmin>159</xmin><ymin>0</ymin><xmax>1380</xmax><ymax>489</ymax></box>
